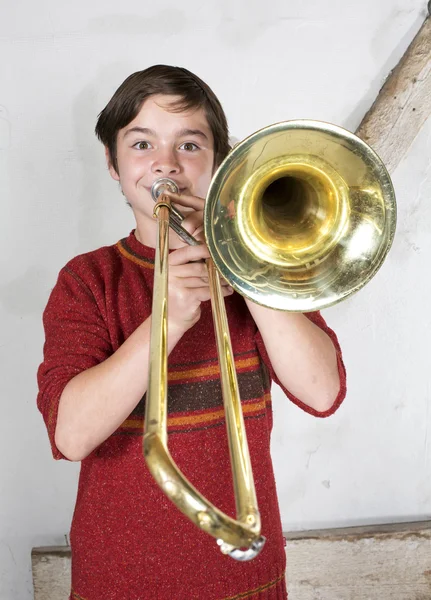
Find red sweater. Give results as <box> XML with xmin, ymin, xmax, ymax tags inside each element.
<box><xmin>37</xmin><ymin>231</ymin><xmax>346</xmax><ymax>600</ymax></box>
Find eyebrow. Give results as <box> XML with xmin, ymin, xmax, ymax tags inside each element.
<box><xmin>123</xmin><ymin>126</ymin><xmax>209</xmax><ymax>141</ymax></box>
<box><xmin>176</xmin><ymin>128</ymin><xmax>209</xmax><ymax>141</ymax></box>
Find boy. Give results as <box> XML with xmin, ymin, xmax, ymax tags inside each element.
<box><xmin>37</xmin><ymin>65</ymin><xmax>346</xmax><ymax>599</ymax></box>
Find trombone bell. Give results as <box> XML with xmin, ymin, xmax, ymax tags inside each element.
<box><xmin>205</xmin><ymin>120</ymin><xmax>396</xmax><ymax>312</ymax></box>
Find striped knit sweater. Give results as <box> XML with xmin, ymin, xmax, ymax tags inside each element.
<box><xmin>37</xmin><ymin>230</ymin><xmax>346</xmax><ymax>600</ymax></box>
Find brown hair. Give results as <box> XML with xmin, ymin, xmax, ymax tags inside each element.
<box><xmin>95</xmin><ymin>65</ymin><xmax>230</xmax><ymax>174</ymax></box>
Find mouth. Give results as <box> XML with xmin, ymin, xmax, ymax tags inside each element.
<box><xmin>144</xmin><ymin>185</ymin><xmax>188</xmax><ymax>196</ymax></box>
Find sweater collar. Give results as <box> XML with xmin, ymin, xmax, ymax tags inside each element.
<box><xmin>118</xmin><ymin>230</ymin><xmax>156</xmax><ymax>264</ymax></box>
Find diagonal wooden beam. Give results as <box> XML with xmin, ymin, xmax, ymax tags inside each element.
<box><xmin>356</xmin><ymin>9</ymin><xmax>431</xmax><ymax>173</ymax></box>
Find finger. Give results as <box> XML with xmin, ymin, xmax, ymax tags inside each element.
<box><xmin>186</xmin><ymin>228</ymin><xmax>205</xmax><ymax>244</ymax></box>
<box><xmin>193</xmin><ymin>224</ymin><xmax>205</xmax><ymax>240</ymax></box>
<box><xmin>191</xmin><ymin>285</ymin><xmax>233</xmax><ymax>303</ymax></box>
<box><xmin>165</xmin><ymin>191</ymin><xmax>205</xmax><ymax>212</ymax></box>
<box><xmin>171</xmin><ymin>278</ymin><xmax>210</xmax><ymax>289</ymax></box>
<box><xmin>170</xmin><ymin>262</ymin><xmax>208</xmax><ymax>279</ymax></box>
<box><xmin>204</xmin><ymin>272</ymin><xmax>231</xmax><ymax>287</ymax></box>
<box><xmin>169</xmin><ymin>243</ymin><xmax>211</xmax><ymax>266</ymax></box>
<box><xmin>180</xmin><ymin>210</ymin><xmax>204</xmax><ymax>235</ymax></box>
<box><xmin>170</xmin><ymin>275</ymin><xmax>230</xmax><ymax>288</ymax></box>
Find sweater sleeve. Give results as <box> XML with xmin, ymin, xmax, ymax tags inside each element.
<box><xmin>255</xmin><ymin>311</ymin><xmax>347</xmax><ymax>418</ymax></box>
<box><xmin>37</xmin><ymin>265</ymin><xmax>113</xmax><ymax>459</ymax></box>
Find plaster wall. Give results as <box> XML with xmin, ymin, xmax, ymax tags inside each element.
<box><xmin>0</xmin><ymin>0</ymin><xmax>429</xmax><ymax>596</ymax></box>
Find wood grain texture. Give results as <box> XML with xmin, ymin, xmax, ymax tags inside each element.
<box><xmin>356</xmin><ymin>15</ymin><xmax>431</xmax><ymax>173</ymax></box>
<box><xmin>285</xmin><ymin>521</ymin><xmax>431</xmax><ymax>600</ymax></box>
<box><xmin>32</xmin><ymin>547</ymin><xmax>71</xmax><ymax>600</ymax></box>
<box><xmin>32</xmin><ymin>522</ymin><xmax>431</xmax><ymax>599</ymax></box>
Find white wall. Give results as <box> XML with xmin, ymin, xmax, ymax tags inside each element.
<box><xmin>1</xmin><ymin>0</ymin><xmax>430</xmax><ymax>597</ymax></box>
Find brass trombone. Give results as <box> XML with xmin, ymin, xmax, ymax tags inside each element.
<box><xmin>143</xmin><ymin>120</ymin><xmax>396</xmax><ymax>561</ymax></box>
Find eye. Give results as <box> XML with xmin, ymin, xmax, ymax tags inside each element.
<box><xmin>180</xmin><ymin>142</ymin><xmax>199</xmax><ymax>152</ymax></box>
<box><xmin>134</xmin><ymin>141</ymin><xmax>152</xmax><ymax>150</ymax></box>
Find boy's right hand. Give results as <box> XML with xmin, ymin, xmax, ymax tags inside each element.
<box><xmin>167</xmin><ymin>237</ymin><xmax>234</xmax><ymax>334</ymax></box>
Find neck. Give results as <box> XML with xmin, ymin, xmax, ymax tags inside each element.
<box><xmin>134</xmin><ymin>218</ymin><xmax>190</xmax><ymax>250</ymax></box>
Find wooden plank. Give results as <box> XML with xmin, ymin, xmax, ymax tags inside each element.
<box><xmin>32</xmin><ymin>547</ymin><xmax>71</xmax><ymax>600</ymax></box>
<box><xmin>356</xmin><ymin>13</ymin><xmax>431</xmax><ymax>173</ymax></box>
<box><xmin>285</xmin><ymin>521</ymin><xmax>431</xmax><ymax>600</ymax></box>
<box><xmin>285</xmin><ymin>518</ymin><xmax>431</xmax><ymax>539</ymax></box>
<box><xmin>32</xmin><ymin>521</ymin><xmax>431</xmax><ymax>599</ymax></box>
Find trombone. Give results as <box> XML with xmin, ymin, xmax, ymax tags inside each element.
<box><xmin>143</xmin><ymin>120</ymin><xmax>396</xmax><ymax>561</ymax></box>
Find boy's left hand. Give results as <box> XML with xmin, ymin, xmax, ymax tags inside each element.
<box><xmin>164</xmin><ymin>190</ymin><xmax>232</xmax><ymax>290</ymax></box>
<box><xmin>164</xmin><ymin>191</ymin><xmax>205</xmax><ymax>242</ymax></box>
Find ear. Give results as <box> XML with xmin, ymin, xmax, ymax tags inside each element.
<box><xmin>105</xmin><ymin>147</ymin><xmax>120</xmax><ymax>181</ymax></box>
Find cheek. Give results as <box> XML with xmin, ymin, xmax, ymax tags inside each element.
<box><xmin>193</xmin><ymin>172</ymin><xmax>212</xmax><ymax>198</ymax></box>
<box><xmin>118</xmin><ymin>154</ymin><xmax>149</xmax><ymax>183</ymax></box>
<box><xmin>189</xmin><ymin>157</ymin><xmax>214</xmax><ymax>193</ymax></box>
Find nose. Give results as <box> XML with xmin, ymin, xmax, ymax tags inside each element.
<box><xmin>151</xmin><ymin>148</ymin><xmax>180</xmax><ymax>176</ymax></box>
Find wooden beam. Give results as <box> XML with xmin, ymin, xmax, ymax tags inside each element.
<box><xmin>356</xmin><ymin>12</ymin><xmax>431</xmax><ymax>172</ymax></box>
<box><xmin>32</xmin><ymin>546</ymin><xmax>71</xmax><ymax>600</ymax></box>
<box><xmin>285</xmin><ymin>520</ymin><xmax>431</xmax><ymax>600</ymax></box>
<box><xmin>284</xmin><ymin>518</ymin><xmax>431</xmax><ymax>540</ymax></box>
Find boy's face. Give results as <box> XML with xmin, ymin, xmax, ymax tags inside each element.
<box><xmin>108</xmin><ymin>94</ymin><xmax>215</xmax><ymax>227</ymax></box>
